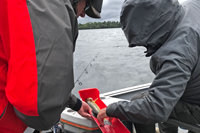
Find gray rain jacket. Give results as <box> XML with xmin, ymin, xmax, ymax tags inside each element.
<box><xmin>106</xmin><ymin>0</ymin><xmax>200</xmax><ymax>124</ymax></box>
<box><xmin>10</xmin><ymin>0</ymin><xmax>81</xmax><ymax>130</ymax></box>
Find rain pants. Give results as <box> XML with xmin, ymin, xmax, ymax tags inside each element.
<box><xmin>107</xmin><ymin>0</ymin><xmax>200</xmax><ymax>124</ymax></box>
<box><xmin>0</xmin><ymin>0</ymin><xmax>81</xmax><ymax>132</ymax></box>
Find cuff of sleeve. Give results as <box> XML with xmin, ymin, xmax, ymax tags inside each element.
<box><xmin>71</xmin><ymin>98</ymin><xmax>82</xmax><ymax>111</ymax></box>
<box><xmin>106</xmin><ymin>104</ymin><xmax>113</xmax><ymax>117</ymax></box>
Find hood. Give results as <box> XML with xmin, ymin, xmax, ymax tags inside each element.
<box><xmin>120</xmin><ymin>0</ymin><xmax>182</xmax><ymax>56</ymax></box>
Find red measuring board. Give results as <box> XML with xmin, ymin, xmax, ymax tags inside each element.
<box><xmin>79</xmin><ymin>88</ymin><xmax>131</xmax><ymax>133</ymax></box>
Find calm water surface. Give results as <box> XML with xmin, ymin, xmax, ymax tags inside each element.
<box><xmin>72</xmin><ymin>28</ymin><xmax>154</xmax><ymax>97</ymax></box>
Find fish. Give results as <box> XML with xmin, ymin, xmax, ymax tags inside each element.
<box><xmin>86</xmin><ymin>97</ymin><xmax>111</xmax><ymax>125</ymax></box>
<box><xmin>86</xmin><ymin>97</ymin><xmax>100</xmax><ymax>117</ymax></box>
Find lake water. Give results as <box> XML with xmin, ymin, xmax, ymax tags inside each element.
<box><xmin>72</xmin><ymin>28</ymin><xmax>155</xmax><ymax>97</ymax></box>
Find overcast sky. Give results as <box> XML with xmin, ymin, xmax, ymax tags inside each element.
<box><xmin>78</xmin><ymin>0</ymin><xmax>188</xmax><ymax>24</ymax></box>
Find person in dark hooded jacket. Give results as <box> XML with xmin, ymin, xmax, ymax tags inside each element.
<box><xmin>97</xmin><ymin>0</ymin><xmax>200</xmax><ymax>133</ymax></box>
<box><xmin>0</xmin><ymin>0</ymin><xmax>103</xmax><ymax>132</ymax></box>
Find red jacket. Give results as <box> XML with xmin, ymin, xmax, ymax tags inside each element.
<box><xmin>0</xmin><ymin>0</ymin><xmax>28</xmax><ymax>132</ymax></box>
<box><xmin>0</xmin><ymin>0</ymin><xmax>80</xmax><ymax>131</ymax></box>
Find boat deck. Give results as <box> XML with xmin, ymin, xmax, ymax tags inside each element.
<box><xmin>25</xmin><ymin>83</ymin><xmax>198</xmax><ymax>133</ymax></box>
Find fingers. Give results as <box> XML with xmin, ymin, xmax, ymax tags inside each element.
<box><xmin>78</xmin><ymin>102</ymin><xmax>93</xmax><ymax>120</ymax></box>
<box><xmin>80</xmin><ymin>109</ymin><xmax>93</xmax><ymax>119</ymax></box>
<box><xmin>99</xmin><ymin>118</ymin><xmax>104</xmax><ymax>126</ymax></box>
<box><xmin>97</xmin><ymin>108</ymin><xmax>108</xmax><ymax>126</ymax></box>
<box><xmin>82</xmin><ymin>101</ymin><xmax>92</xmax><ymax>112</ymax></box>
<box><xmin>86</xmin><ymin>112</ymin><xmax>93</xmax><ymax>120</ymax></box>
<box><xmin>82</xmin><ymin>112</ymin><xmax>93</xmax><ymax>120</ymax></box>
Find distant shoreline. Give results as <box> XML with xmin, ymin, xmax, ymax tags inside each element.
<box><xmin>78</xmin><ymin>27</ymin><xmax>121</xmax><ymax>30</ymax></box>
<box><xmin>78</xmin><ymin>21</ymin><xmax>121</xmax><ymax>30</ymax></box>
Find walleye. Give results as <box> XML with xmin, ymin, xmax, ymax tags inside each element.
<box><xmin>86</xmin><ymin>97</ymin><xmax>111</xmax><ymax>125</ymax></box>
<box><xmin>86</xmin><ymin>97</ymin><xmax>100</xmax><ymax>117</ymax></box>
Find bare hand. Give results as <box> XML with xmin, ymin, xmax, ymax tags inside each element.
<box><xmin>78</xmin><ymin>101</ymin><xmax>93</xmax><ymax>120</ymax></box>
<box><xmin>97</xmin><ymin>108</ymin><xmax>109</xmax><ymax>125</ymax></box>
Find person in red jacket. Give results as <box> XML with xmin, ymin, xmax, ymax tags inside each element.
<box><xmin>0</xmin><ymin>0</ymin><xmax>103</xmax><ymax>132</ymax></box>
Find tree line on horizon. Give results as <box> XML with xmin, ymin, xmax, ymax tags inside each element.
<box><xmin>78</xmin><ymin>21</ymin><xmax>121</xmax><ymax>29</ymax></box>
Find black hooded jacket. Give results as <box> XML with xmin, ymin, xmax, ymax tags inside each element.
<box><xmin>106</xmin><ymin>0</ymin><xmax>200</xmax><ymax>124</ymax></box>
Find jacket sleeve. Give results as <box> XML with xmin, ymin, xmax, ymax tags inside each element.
<box><xmin>106</xmin><ymin>33</ymin><xmax>198</xmax><ymax>124</ymax></box>
<box><xmin>66</xmin><ymin>93</ymin><xmax>82</xmax><ymax>111</ymax></box>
